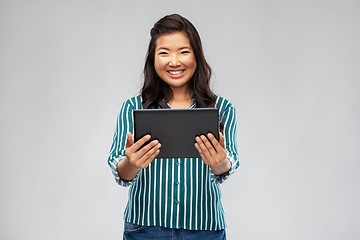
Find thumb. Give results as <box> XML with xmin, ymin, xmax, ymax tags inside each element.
<box><xmin>125</xmin><ymin>132</ymin><xmax>133</xmax><ymax>149</ymax></box>
<box><xmin>219</xmin><ymin>132</ymin><xmax>225</xmax><ymax>148</ymax></box>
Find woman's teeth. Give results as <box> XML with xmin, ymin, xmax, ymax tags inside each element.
<box><xmin>168</xmin><ymin>70</ymin><xmax>184</xmax><ymax>75</ymax></box>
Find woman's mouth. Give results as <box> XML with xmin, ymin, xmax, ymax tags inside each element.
<box><xmin>167</xmin><ymin>70</ymin><xmax>185</xmax><ymax>78</ymax></box>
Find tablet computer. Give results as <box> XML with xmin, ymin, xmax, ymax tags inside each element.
<box><xmin>133</xmin><ymin>108</ymin><xmax>219</xmax><ymax>158</ymax></box>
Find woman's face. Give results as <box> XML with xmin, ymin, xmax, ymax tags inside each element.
<box><xmin>154</xmin><ymin>31</ymin><xmax>197</xmax><ymax>92</ymax></box>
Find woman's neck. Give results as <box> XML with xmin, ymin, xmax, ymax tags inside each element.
<box><xmin>168</xmin><ymin>87</ymin><xmax>193</xmax><ymax>109</ymax></box>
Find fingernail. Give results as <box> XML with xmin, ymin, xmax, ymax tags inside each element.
<box><xmin>157</xmin><ymin>143</ymin><xmax>161</xmax><ymax>148</ymax></box>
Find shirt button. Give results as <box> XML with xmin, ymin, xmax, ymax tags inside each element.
<box><xmin>176</xmin><ymin>161</ymin><xmax>180</xmax><ymax>166</ymax></box>
<box><xmin>175</xmin><ymin>200</ymin><xmax>179</xmax><ymax>205</ymax></box>
<box><xmin>175</xmin><ymin>181</ymin><xmax>180</xmax><ymax>185</ymax></box>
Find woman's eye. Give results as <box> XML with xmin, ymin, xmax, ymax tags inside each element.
<box><xmin>181</xmin><ymin>51</ymin><xmax>190</xmax><ymax>54</ymax></box>
<box><xmin>159</xmin><ymin>52</ymin><xmax>168</xmax><ymax>55</ymax></box>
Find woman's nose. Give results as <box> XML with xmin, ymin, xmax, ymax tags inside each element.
<box><xmin>169</xmin><ymin>54</ymin><xmax>180</xmax><ymax>66</ymax></box>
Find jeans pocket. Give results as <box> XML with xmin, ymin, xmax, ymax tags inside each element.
<box><xmin>123</xmin><ymin>222</ymin><xmax>145</xmax><ymax>234</ymax></box>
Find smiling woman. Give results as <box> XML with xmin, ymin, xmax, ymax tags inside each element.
<box><xmin>154</xmin><ymin>32</ymin><xmax>197</xmax><ymax>108</ymax></box>
<box><xmin>141</xmin><ymin>14</ymin><xmax>215</xmax><ymax>110</ymax></box>
<box><xmin>107</xmin><ymin>13</ymin><xmax>239</xmax><ymax>240</ymax></box>
<box><xmin>155</xmin><ymin>32</ymin><xmax>196</xmax><ymax>87</ymax></box>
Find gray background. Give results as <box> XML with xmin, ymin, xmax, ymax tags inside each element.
<box><xmin>1</xmin><ymin>0</ymin><xmax>359</xmax><ymax>239</ymax></box>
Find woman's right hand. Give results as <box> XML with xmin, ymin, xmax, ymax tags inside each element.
<box><xmin>125</xmin><ymin>132</ymin><xmax>161</xmax><ymax>169</ymax></box>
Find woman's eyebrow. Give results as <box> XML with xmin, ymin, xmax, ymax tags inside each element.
<box><xmin>157</xmin><ymin>47</ymin><xmax>169</xmax><ymax>52</ymax></box>
<box><xmin>179</xmin><ymin>47</ymin><xmax>191</xmax><ymax>50</ymax></box>
<box><xmin>156</xmin><ymin>46</ymin><xmax>192</xmax><ymax>52</ymax></box>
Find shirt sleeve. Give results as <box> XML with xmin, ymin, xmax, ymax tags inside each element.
<box><xmin>107</xmin><ymin>99</ymin><xmax>138</xmax><ymax>187</ymax></box>
<box><xmin>210</xmin><ymin>100</ymin><xmax>240</xmax><ymax>184</ymax></box>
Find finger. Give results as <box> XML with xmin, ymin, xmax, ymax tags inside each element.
<box><xmin>196</xmin><ymin>135</ymin><xmax>214</xmax><ymax>159</ymax></box>
<box><xmin>208</xmin><ymin>133</ymin><xmax>227</xmax><ymax>160</ymax></box>
<box><xmin>130</xmin><ymin>134</ymin><xmax>151</xmax><ymax>152</ymax></box>
<box><xmin>218</xmin><ymin>132</ymin><xmax>227</xmax><ymax>158</ymax></box>
<box><xmin>202</xmin><ymin>134</ymin><xmax>227</xmax><ymax>165</ymax></box>
<box><xmin>125</xmin><ymin>132</ymin><xmax>133</xmax><ymax>149</ymax></box>
<box><xmin>127</xmin><ymin>140</ymin><xmax>161</xmax><ymax>167</ymax></box>
<box><xmin>138</xmin><ymin>142</ymin><xmax>161</xmax><ymax>167</ymax></box>
<box><xmin>137</xmin><ymin>139</ymin><xmax>161</xmax><ymax>158</ymax></box>
<box><xmin>138</xmin><ymin>140</ymin><xmax>161</xmax><ymax>165</ymax></box>
<box><xmin>207</xmin><ymin>133</ymin><xmax>224</xmax><ymax>153</ymax></box>
<box><xmin>126</xmin><ymin>134</ymin><xmax>152</xmax><ymax>161</ymax></box>
<box><xmin>194</xmin><ymin>142</ymin><xmax>203</xmax><ymax>155</ymax></box>
<box><xmin>200</xmin><ymin>135</ymin><xmax>217</xmax><ymax>156</ymax></box>
<box><xmin>194</xmin><ymin>142</ymin><xmax>209</xmax><ymax>163</ymax></box>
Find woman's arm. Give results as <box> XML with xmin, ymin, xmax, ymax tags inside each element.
<box><xmin>108</xmin><ymin>96</ymin><xmax>161</xmax><ymax>186</ymax></box>
<box><xmin>194</xmin><ymin>97</ymin><xmax>240</xmax><ymax>182</ymax></box>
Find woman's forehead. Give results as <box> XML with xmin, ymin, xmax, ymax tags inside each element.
<box><xmin>155</xmin><ymin>32</ymin><xmax>191</xmax><ymax>50</ymax></box>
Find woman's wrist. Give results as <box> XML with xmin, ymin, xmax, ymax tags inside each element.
<box><xmin>210</xmin><ymin>158</ymin><xmax>231</xmax><ymax>176</ymax></box>
<box><xmin>117</xmin><ymin>157</ymin><xmax>140</xmax><ymax>181</ymax></box>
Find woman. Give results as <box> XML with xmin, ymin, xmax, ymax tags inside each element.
<box><xmin>108</xmin><ymin>13</ymin><xmax>239</xmax><ymax>240</ymax></box>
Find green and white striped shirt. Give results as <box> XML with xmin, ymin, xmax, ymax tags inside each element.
<box><xmin>108</xmin><ymin>95</ymin><xmax>239</xmax><ymax>230</ymax></box>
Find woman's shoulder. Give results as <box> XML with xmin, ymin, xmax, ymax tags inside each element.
<box><xmin>123</xmin><ymin>95</ymin><xmax>142</xmax><ymax>109</ymax></box>
<box><xmin>215</xmin><ymin>95</ymin><xmax>235</xmax><ymax>111</ymax></box>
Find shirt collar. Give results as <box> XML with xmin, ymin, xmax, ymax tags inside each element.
<box><xmin>157</xmin><ymin>94</ymin><xmax>196</xmax><ymax>109</ymax></box>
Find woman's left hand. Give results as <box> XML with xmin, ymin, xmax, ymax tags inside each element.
<box><xmin>195</xmin><ymin>132</ymin><xmax>228</xmax><ymax>165</ymax></box>
<box><xmin>195</xmin><ymin>132</ymin><xmax>231</xmax><ymax>175</ymax></box>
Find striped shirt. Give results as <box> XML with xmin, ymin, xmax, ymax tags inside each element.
<box><xmin>108</xmin><ymin>95</ymin><xmax>239</xmax><ymax>230</ymax></box>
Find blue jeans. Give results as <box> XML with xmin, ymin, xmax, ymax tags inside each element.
<box><xmin>123</xmin><ymin>222</ymin><xmax>226</xmax><ymax>240</ymax></box>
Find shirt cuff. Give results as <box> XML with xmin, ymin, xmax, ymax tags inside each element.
<box><xmin>109</xmin><ymin>155</ymin><xmax>138</xmax><ymax>187</ymax></box>
<box><xmin>209</xmin><ymin>152</ymin><xmax>237</xmax><ymax>184</ymax></box>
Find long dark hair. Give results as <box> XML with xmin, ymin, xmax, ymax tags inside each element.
<box><xmin>141</xmin><ymin>14</ymin><xmax>216</xmax><ymax>109</ymax></box>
